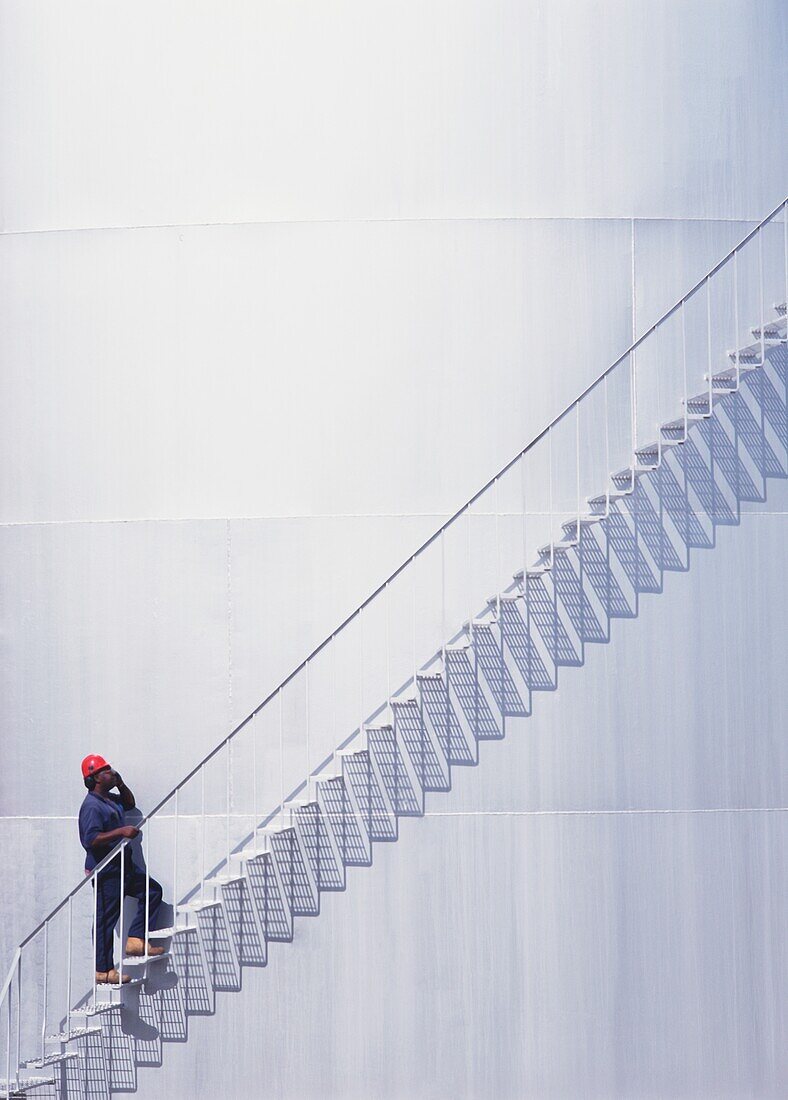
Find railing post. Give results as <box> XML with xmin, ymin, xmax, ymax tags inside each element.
<box><xmin>14</xmin><ymin>957</ymin><xmax>20</xmax><ymax>1094</ymax></box>
<box><xmin>758</xmin><ymin>227</ymin><xmax>765</xmax><ymax>364</ymax></box>
<box><xmin>252</xmin><ymin>712</ymin><xmax>258</xmax><ymax>857</ymax></box>
<box><xmin>358</xmin><ymin>607</ymin><xmax>364</xmax><ymax>749</ymax></box>
<box><xmin>655</xmin><ymin>321</ymin><xmax>663</xmax><ymax>466</ymax></box>
<box><xmin>547</xmin><ymin>429</ymin><xmax>554</xmax><ymax>568</ymax></box>
<box><xmin>631</xmin><ymin>344</ymin><xmax>638</xmax><ymax>469</ymax></box>
<box><xmin>200</xmin><ymin>766</ymin><xmax>206</xmax><ymax>903</ymax></box>
<box><xmin>604</xmin><ymin>374</ymin><xmax>611</xmax><ymax>514</ymax></box>
<box><xmin>575</xmin><ymin>401</ymin><xmax>581</xmax><ymax>537</ymax></box>
<box><xmin>681</xmin><ymin>300</ymin><xmax>688</xmax><ymax>440</ymax></box>
<box><xmin>520</xmin><ymin>452</ymin><xmax>531</xmax><ymax>705</ymax></box>
<box><xmin>331</xmin><ymin>632</ymin><xmax>338</xmax><ymax>744</ymax></box>
<box><xmin>119</xmin><ymin>844</ymin><xmax>125</xmax><ymax>989</ymax></box>
<box><xmin>226</xmin><ymin>739</ymin><xmax>231</xmax><ymax>871</ymax></box>
<box><xmin>494</xmin><ymin>476</ymin><xmax>503</xmax><ymax>725</ymax></box>
<box><xmin>734</xmin><ymin>248</ymin><xmax>741</xmax><ymax>388</ymax></box>
<box><xmin>784</xmin><ymin>200</ymin><xmax>787</xmax><ymax>315</ymax></box>
<box><xmin>144</xmin><ymin>813</ymin><xmax>150</xmax><ymax>962</ymax></box>
<box><xmin>278</xmin><ymin>687</ymin><xmax>285</xmax><ymax>830</ymax></box>
<box><xmin>305</xmin><ymin>659</ymin><xmax>311</xmax><ymax>791</ymax></box>
<box><xmin>173</xmin><ymin>787</ymin><xmax>179</xmax><ymax>921</ymax></box>
<box><xmin>466</xmin><ymin>502</ymin><xmax>472</xmax><ymax>612</ymax></box>
<box><xmin>6</xmin><ymin>967</ymin><xmax>11</xmax><ymax>1100</ymax></box>
<box><xmin>411</xmin><ymin>554</ymin><xmax>417</xmax><ymax>690</ymax></box>
<box><xmin>706</xmin><ymin>276</ymin><xmax>713</xmax><ymax>413</ymax></box>
<box><xmin>41</xmin><ymin>922</ymin><xmax>48</xmax><ymax>1065</ymax></box>
<box><xmin>385</xmin><ymin>583</ymin><xmax>392</xmax><ymax>720</ymax></box>
<box><xmin>66</xmin><ymin>896</ymin><xmax>72</xmax><ymax>1041</ymax></box>
<box><xmin>92</xmin><ymin>868</ymin><xmax>98</xmax><ymax>1008</ymax></box>
<box><xmin>441</xmin><ymin>529</ymin><xmax>447</xmax><ymax>663</ymax></box>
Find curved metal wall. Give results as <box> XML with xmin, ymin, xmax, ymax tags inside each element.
<box><xmin>1</xmin><ymin>2</ymin><xmax>785</xmax><ymax>1094</ymax></box>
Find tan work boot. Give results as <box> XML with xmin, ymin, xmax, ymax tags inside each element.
<box><xmin>125</xmin><ymin>937</ymin><xmax>166</xmax><ymax>957</ymax></box>
<box><xmin>96</xmin><ymin>969</ymin><xmax>131</xmax><ymax>985</ymax></box>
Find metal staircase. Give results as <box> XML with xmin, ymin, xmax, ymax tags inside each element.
<box><xmin>2</xmin><ymin>197</ymin><xmax>786</xmax><ymax>1098</ymax></box>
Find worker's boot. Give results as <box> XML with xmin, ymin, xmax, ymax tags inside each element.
<box><xmin>96</xmin><ymin>969</ymin><xmax>131</xmax><ymax>985</ymax></box>
<box><xmin>125</xmin><ymin>936</ymin><xmax>166</xmax><ymax>958</ymax></box>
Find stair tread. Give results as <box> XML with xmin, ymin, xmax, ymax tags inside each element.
<box><xmin>121</xmin><ymin>951</ymin><xmax>171</xmax><ymax>965</ymax></box>
<box><xmin>180</xmin><ymin>898</ymin><xmax>222</xmax><ymax>911</ymax></box>
<box><xmin>25</xmin><ymin>1052</ymin><xmax>80</xmax><ymax>1067</ymax></box>
<box><xmin>85</xmin><ymin>1002</ymin><xmax>123</xmax><ymax>1015</ymax></box>
<box><xmin>0</xmin><ymin>1076</ymin><xmax>57</xmax><ymax>1090</ymax></box>
<box><xmin>45</xmin><ymin>1026</ymin><xmax>102</xmax><ymax>1042</ymax></box>
<box><xmin>235</xmin><ymin>847</ymin><xmax>270</xmax><ymax>863</ymax></box>
<box><xmin>147</xmin><ymin>924</ymin><xmax>197</xmax><ymax>937</ymax></box>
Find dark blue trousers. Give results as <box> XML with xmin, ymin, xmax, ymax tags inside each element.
<box><xmin>93</xmin><ymin>863</ymin><xmax>163</xmax><ymax>971</ymax></box>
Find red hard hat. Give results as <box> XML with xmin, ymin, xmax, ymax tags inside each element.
<box><xmin>81</xmin><ymin>754</ymin><xmax>110</xmax><ymax>779</ymax></box>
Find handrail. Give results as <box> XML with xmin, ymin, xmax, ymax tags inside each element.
<box><xmin>9</xmin><ymin>193</ymin><xmax>788</xmax><ymax>959</ymax></box>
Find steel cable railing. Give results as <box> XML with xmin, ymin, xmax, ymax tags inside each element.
<box><xmin>2</xmin><ymin>195</ymin><xmax>786</xmax><ymax>1094</ymax></box>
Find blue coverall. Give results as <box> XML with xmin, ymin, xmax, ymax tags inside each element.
<box><xmin>78</xmin><ymin>791</ymin><xmax>163</xmax><ymax>972</ymax></box>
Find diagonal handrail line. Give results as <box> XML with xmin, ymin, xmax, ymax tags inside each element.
<box><xmin>13</xmin><ymin>194</ymin><xmax>788</xmax><ymax>955</ymax></box>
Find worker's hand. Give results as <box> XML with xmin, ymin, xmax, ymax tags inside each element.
<box><xmin>112</xmin><ymin>770</ymin><xmax>124</xmax><ymax>788</ymax></box>
<box><xmin>119</xmin><ymin>825</ymin><xmax>139</xmax><ymax>840</ymax></box>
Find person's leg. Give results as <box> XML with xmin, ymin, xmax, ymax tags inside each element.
<box><xmin>124</xmin><ymin>864</ymin><xmax>164</xmax><ymax>940</ymax></box>
<box><xmin>94</xmin><ymin>869</ymin><xmax>121</xmax><ymax>973</ymax></box>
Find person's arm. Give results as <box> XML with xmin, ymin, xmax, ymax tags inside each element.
<box><xmin>114</xmin><ymin>773</ymin><xmax>135</xmax><ymax>810</ymax></box>
<box><xmin>91</xmin><ymin>824</ymin><xmax>139</xmax><ymax>848</ymax></box>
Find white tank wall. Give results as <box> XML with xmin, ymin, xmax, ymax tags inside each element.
<box><xmin>1</xmin><ymin>0</ymin><xmax>786</xmax><ymax>1094</ymax></box>
<box><xmin>0</xmin><ymin>0</ymin><xmax>784</xmax><ymax>230</ymax></box>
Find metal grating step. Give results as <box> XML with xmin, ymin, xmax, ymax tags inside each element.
<box><xmin>24</xmin><ymin>1052</ymin><xmax>80</xmax><ymax>1069</ymax></box>
<box><xmin>147</xmin><ymin>923</ymin><xmax>198</xmax><ymax>938</ymax></box>
<box><xmin>45</xmin><ymin>1026</ymin><xmax>102</xmax><ymax>1043</ymax></box>
<box><xmin>0</xmin><ymin>1076</ymin><xmax>57</xmax><ymax>1096</ymax></box>
<box><xmin>728</xmin><ymin>345</ymin><xmax>766</xmax><ymax>366</ymax></box>
<box><xmin>121</xmin><ymin>950</ymin><xmax>171</xmax><ymax>967</ymax></box>
<box><xmin>751</xmin><ymin>323</ymin><xmax>786</xmax><ymax>342</ymax></box>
